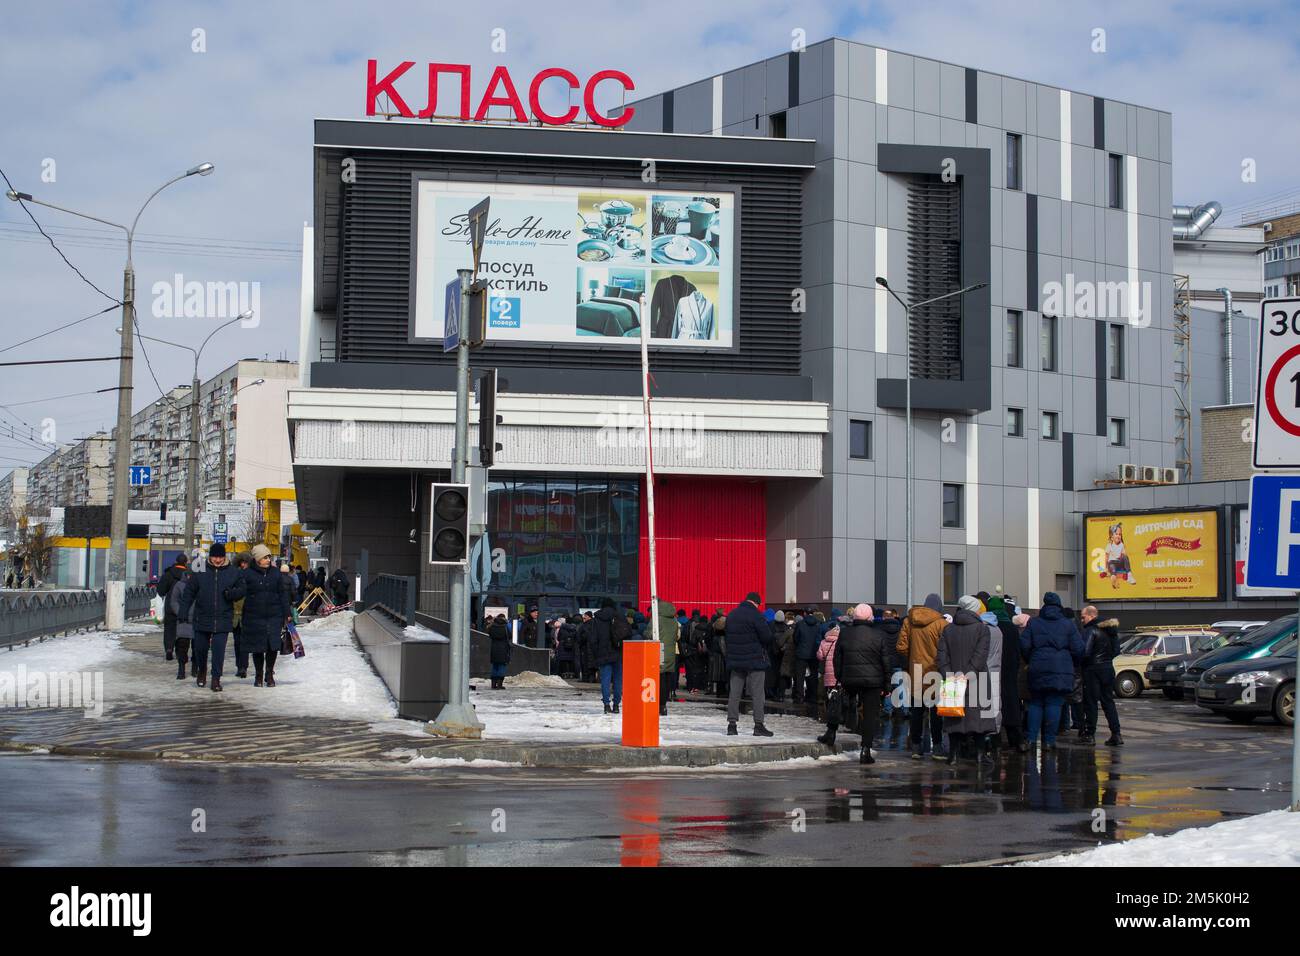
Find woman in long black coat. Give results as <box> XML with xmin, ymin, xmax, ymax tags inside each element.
<box><xmin>488</xmin><ymin>615</ymin><xmax>512</xmax><ymax>689</ymax></box>
<box><xmin>239</xmin><ymin>545</ymin><xmax>293</xmax><ymax>687</ymax></box>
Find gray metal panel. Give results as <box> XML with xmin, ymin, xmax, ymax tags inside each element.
<box><xmin>914</xmin><ymin>57</ymin><xmax>941</xmax><ymax>115</ymax></box>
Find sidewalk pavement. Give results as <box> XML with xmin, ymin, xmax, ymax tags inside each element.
<box><xmin>0</xmin><ymin>615</ymin><xmax>846</xmax><ymax>768</ymax></box>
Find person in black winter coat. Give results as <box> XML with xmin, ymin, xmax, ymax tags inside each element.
<box><xmin>328</xmin><ymin>567</ymin><xmax>351</xmax><ymax>607</ymax></box>
<box><xmin>723</xmin><ymin>592</ymin><xmax>775</xmax><ymax>736</ymax></box>
<box><xmin>792</xmin><ymin>610</ymin><xmax>823</xmax><ymax>705</ymax></box>
<box><xmin>177</xmin><ymin>542</ymin><xmax>246</xmax><ymax>692</ymax></box>
<box><xmin>589</xmin><ymin>598</ymin><xmax>628</xmax><ymax>713</ymax></box>
<box><xmin>986</xmin><ymin>596</ymin><xmax>1026</xmax><ymax>751</ymax></box>
<box><xmin>832</xmin><ymin>604</ymin><xmax>898</xmax><ymax>763</ymax></box>
<box><xmin>155</xmin><ymin>552</ymin><xmax>189</xmax><ymax>667</ymax></box>
<box><xmin>238</xmin><ymin>544</ymin><xmax>293</xmax><ymax>687</ymax></box>
<box><xmin>1079</xmin><ymin>607</ymin><xmax>1123</xmax><ymax>746</ymax></box>
<box><xmin>488</xmin><ymin>615</ymin><xmax>512</xmax><ymax>689</ymax></box>
<box><xmin>577</xmin><ymin>611</ymin><xmax>596</xmax><ymax>682</ymax></box>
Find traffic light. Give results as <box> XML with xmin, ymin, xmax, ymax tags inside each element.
<box><xmin>476</xmin><ymin>368</ymin><xmax>503</xmax><ymax>468</ymax></box>
<box><xmin>429</xmin><ymin>483</ymin><xmax>470</xmax><ymax>565</ymax></box>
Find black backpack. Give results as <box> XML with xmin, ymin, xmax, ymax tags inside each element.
<box><xmin>610</xmin><ymin>613</ymin><xmax>631</xmax><ymax>650</ymax></box>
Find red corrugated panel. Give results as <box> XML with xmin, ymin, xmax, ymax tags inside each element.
<box><xmin>637</xmin><ymin>477</ymin><xmax>766</xmax><ymax>615</ymax></box>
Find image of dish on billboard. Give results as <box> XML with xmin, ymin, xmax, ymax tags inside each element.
<box><xmin>1083</xmin><ymin>510</ymin><xmax>1221</xmax><ymax>602</ymax></box>
<box><xmin>412</xmin><ymin>180</ymin><xmax>734</xmax><ymax>348</ymax></box>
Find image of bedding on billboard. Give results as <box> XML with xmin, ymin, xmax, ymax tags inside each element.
<box><xmin>412</xmin><ymin>181</ymin><xmax>734</xmax><ymax>347</ymax></box>
<box><xmin>1083</xmin><ymin>510</ymin><xmax>1221</xmax><ymax>602</ymax></box>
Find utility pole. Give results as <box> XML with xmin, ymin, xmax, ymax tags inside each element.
<box><xmin>7</xmin><ymin>164</ymin><xmax>214</xmax><ymax>630</ymax></box>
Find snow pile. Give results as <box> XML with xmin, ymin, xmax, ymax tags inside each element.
<box><xmin>402</xmin><ymin>623</ymin><xmax>444</xmax><ymax>640</ymax></box>
<box><xmin>1023</xmin><ymin>809</ymin><xmax>1300</xmax><ymax>866</ymax></box>
<box><xmin>468</xmin><ymin>683</ymin><xmax>824</xmax><ymax>745</ymax></box>
<box><xmin>406</xmin><ymin>755</ymin><xmax>522</xmax><ymax>769</ymax></box>
<box><xmin>497</xmin><ymin>671</ymin><xmax>570</xmax><ymax>690</ymax></box>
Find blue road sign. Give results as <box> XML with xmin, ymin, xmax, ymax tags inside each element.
<box><xmin>128</xmin><ymin>465</ymin><xmax>152</xmax><ymax>487</ymax></box>
<box><xmin>1245</xmin><ymin>474</ymin><xmax>1300</xmax><ymax>590</ymax></box>
<box><xmin>443</xmin><ymin>278</ymin><xmax>461</xmax><ymax>353</ymax></box>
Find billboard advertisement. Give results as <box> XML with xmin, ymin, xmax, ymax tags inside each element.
<box><xmin>412</xmin><ymin>180</ymin><xmax>735</xmax><ymax>348</ymax></box>
<box><xmin>1232</xmin><ymin>504</ymin><xmax>1295</xmax><ymax>598</ymax></box>
<box><xmin>1084</xmin><ymin>509</ymin><xmax>1221</xmax><ymax>602</ymax></box>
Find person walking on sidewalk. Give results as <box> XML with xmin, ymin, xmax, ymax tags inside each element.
<box><xmin>724</xmin><ymin>591</ymin><xmax>775</xmax><ymax>737</ymax></box>
<box><xmin>815</xmin><ymin>619</ymin><xmax>843</xmax><ymax>748</ymax></box>
<box><xmin>833</xmin><ymin>604</ymin><xmax>896</xmax><ymax>764</ymax></box>
<box><xmin>158</xmin><ymin>554</ymin><xmax>195</xmax><ymax>680</ymax></box>
<box><xmin>178</xmin><ymin>542</ymin><xmax>246</xmax><ymax>692</ymax></box>
<box><xmin>1080</xmin><ymin>608</ymin><xmax>1124</xmax><ymax>746</ymax></box>
<box><xmin>591</xmin><ymin>598</ymin><xmax>629</xmax><ymax>714</ymax></box>
<box><xmin>897</xmin><ymin>593</ymin><xmax>948</xmax><ymax>760</ymax></box>
<box><xmin>655</xmin><ymin>598</ymin><xmax>679</xmax><ymax>717</ymax></box>
<box><xmin>488</xmin><ymin>614</ymin><xmax>512</xmax><ymax>689</ymax></box>
<box><xmin>238</xmin><ymin>544</ymin><xmax>292</xmax><ymax>688</ymax></box>
<box><xmin>1020</xmin><ymin>592</ymin><xmax>1085</xmax><ymax>753</ymax></box>
<box><xmin>987</xmin><ymin>596</ymin><xmax>1027</xmax><ymax>752</ymax></box>
<box><xmin>156</xmin><ymin>552</ymin><xmax>189</xmax><ymax>669</ymax></box>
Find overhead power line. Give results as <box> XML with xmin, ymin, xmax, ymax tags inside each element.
<box><xmin>0</xmin><ymin>303</ymin><xmax>118</xmax><ymax>355</ymax></box>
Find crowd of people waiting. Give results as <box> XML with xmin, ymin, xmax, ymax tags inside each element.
<box><xmin>505</xmin><ymin>587</ymin><xmax>1125</xmax><ymax>763</ymax></box>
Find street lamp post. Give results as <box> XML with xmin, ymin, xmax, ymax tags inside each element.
<box><xmin>874</xmin><ymin>277</ymin><xmax>987</xmax><ymax>608</ymax></box>
<box><xmin>133</xmin><ymin>314</ymin><xmax>251</xmax><ymax>558</ymax></box>
<box><xmin>7</xmin><ymin>164</ymin><xmax>214</xmax><ymax>630</ymax></box>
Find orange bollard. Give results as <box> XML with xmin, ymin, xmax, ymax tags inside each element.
<box><xmin>621</xmin><ymin>639</ymin><xmax>660</xmax><ymax>747</ymax></box>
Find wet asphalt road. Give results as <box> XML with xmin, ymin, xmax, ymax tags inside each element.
<box><xmin>0</xmin><ymin>697</ymin><xmax>1293</xmax><ymax>866</ymax></box>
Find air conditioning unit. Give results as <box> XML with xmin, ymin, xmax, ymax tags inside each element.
<box><xmin>1161</xmin><ymin>467</ymin><xmax>1180</xmax><ymax>484</ymax></box>
<box><xmin>1119</xmin><ymin>463</ymin><xmax>1138</xmax><ymax>482</ymax></box>
<box><xmin>1140</xmin><ymin>465</ymin><xmax>1160</xmax><ymax>482</ymax></box>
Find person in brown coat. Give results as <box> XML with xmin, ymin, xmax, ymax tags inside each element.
<box><xmin>896</xmin><ymin>592</ymin><xmax>949</xmax><ymax>760</ymax></box>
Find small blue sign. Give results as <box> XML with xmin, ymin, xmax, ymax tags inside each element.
<box><xmin>1245</xmin><ymin>474</ymin><xmax>1300</xmax><ymax>590</ymax></box>
<box><xmin>443</xmin><ymin>279</ymin><xmax>461</xmax><ymax>353</ymax></box>
<box><xmin>490</xmin><ymin>296</ymin><xmax>521</xmax><ymax>329</ymax></box>
<box><xmin>129</xmin><ymin>465</ymin><xmax>152</xmax><ymax>487</ymax></box>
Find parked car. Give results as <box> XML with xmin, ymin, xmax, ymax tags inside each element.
<box><xmin>1145</xmin><ymin>629</ymin><xmax>1240</xmax><ymax>699</ymax></box>
<box><xmin>1111</xmin><ymin>627</ymin><xmax>1222</xmax><ymax>698</ymax></box>
<box><xmin>1195</xmin><ymin>638</ymin><xmax>1296</xmax><ymax>726</ymax></box>
<box><xmin>1182</xmin><ymin>614</ymin><xmax>1299</xmax><ymax>696</ymax></box>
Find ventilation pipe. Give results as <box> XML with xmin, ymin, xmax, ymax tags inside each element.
<box><xmin>1216</xmin><ymin>286</ymin><xmax>1235</xmax><ymax>404</ymax></box>
<box><xmin>1172</xmin><ymin>201</ymin><xmax>1222</xmax><ymax>239</ymax></box>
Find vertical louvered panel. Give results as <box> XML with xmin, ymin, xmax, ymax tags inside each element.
<box><xmin>906</xmin><ymin>176</ymin><xmax>963</xmax><ymax>379</ymax></box>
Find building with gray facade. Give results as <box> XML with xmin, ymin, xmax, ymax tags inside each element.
<box><xmin>287</xmin><ymin>39</ymin><xmax>1282</xmax><ymax>622</ymax></box>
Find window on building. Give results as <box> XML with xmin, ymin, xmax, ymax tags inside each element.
<box><xmin>1042</xmin><ymin>411</ymin><xmax>1059</xmax><ymax>440</ymax></box>
<box><xmin>1006</xmin><ymin>309</ymin><xmax>1022</xmax><ymax>367</ymax></box>
<box><xmin>1006</xmin><ymin>133</ymin><xmax>1022</xmax><ymax>190</ymax></box>
<box><xmin>849</xmin><ymin>419</ymin><xmax>872</xmax><ymax>460</ymax></box>
<box><xmin>1108</xmin><ymin>323</ymin><xmax>1125</xmax><ymax>379</ymax></box>
<box><xmin>1054</xmin><ymin>574</ymin><xmax>1075</xmax><ymax>607</ymax></box>
<box><xmin>942</xmin><ymin>483</ymin><xmax>963</xmax><ymax>528</ymax></box>
<box><xmin>1006</xmin><ymin>407</ymin><xmax>1025</xmax><ymax>437</ymax></box>
<box><xmin>943</xmin><ymin>561</ymin><xmax>964</xmax><ymax>605</ymax></box>
<box><xmin>1266</xmin><ymin>244</ymin><xmax>1284</xmax><ymax>263</ymax></box>
<box><xmin>1040</xmin><ymin>315</ymin><xmax>1059</xmax><ymax>372</ymax></box>
<box><xmin>1108</xmin><ymin>417</ymin><xmax>1127</xmax><ymax>446</ymax></box>
<box><xmin>1108</xmin><ymin>153</ymin><xmax>1124</xmax><ymax>209</ymax></box>
<box><xmin>768</xmin><ymin>110</ymin><xmax>787</xmax><ymax>138</ymax></box>
<box><xmin>1287</xmin><ymin>239</ymin><xmax>1300</xmax><ymax>260</ymax></box>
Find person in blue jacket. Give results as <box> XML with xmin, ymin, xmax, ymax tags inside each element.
<box><xmin>1019</xmin><ymin>591</ymin><xmax>1085</xmax><ymax>752</ymax></box>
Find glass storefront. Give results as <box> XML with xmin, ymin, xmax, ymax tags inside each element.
<box><xmin>478</xmin><ymin>475</ymin><xmax>639</xmax><ymax>618</ymax></box>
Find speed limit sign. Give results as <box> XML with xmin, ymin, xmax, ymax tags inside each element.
<box><xmin>1253</xmin><ymin>297</ymin><xmax>1300</xmax><ymax>468</ymax></box>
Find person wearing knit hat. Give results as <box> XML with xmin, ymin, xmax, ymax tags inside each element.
<box><xmin>238</xmin><ymin>539</ymin><xmax>294</xmax><ymax>688</ymax></box>
<box><xmin>251</xmin><ymin>543</ymin><xmax>272</xmax><ymax>561</ymax></box>
<box><xmin>177</xmin><ymin>539</ymin><xmax>245</xmax><ymax>692</ymax></box>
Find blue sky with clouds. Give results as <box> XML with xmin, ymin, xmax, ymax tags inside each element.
<box><xmin>1</xmin><ymin>0</ymin><xmax>1297</xmax><ymax>476</ymax></box>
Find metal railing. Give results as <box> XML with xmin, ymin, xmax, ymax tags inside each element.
<box><xmin>362</xmin><ymin>574</ymin><xmax>416</xmax><ymax>626</ymax></box>
<box><xmin>1</xmin><ymin>585</ymin><xmax>155</xmax><ymax>649</ymax></box>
